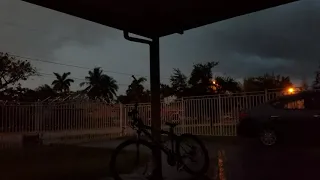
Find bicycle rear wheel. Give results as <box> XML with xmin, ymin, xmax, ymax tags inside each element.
<box><xmin>109</xmin><ymin>139</ymin><xmax>155</xmax><ymax>180</ymax></box>
<box><xmin>177</xmin><ymin>133</ymin><xmax>209</xmax><ymax>175</ymax></box>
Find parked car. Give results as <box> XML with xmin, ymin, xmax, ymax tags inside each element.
<box><xmin>237</xmin><ymin>91</ymin><xmax>320</xmax><ymax>146</ymax></box>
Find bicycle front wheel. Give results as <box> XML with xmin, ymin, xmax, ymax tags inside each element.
<box><xmin>109</xmin><ymin>139</ymin><xmax>155</xmax><ymax>180</ymax></box>
<box><xmin>177</xmin><ymin>133</ymin><xmax>210</xmax><ymax>175</ymax></box>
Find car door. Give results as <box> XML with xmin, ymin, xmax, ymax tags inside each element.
<box><xmin>278</xmin><ymin>93</ymin><xmax>320</xmax><ymax>142</ymax></box>
<box><xmin>302</xmin><ymin>93</ymin><xmax>320</xmax><ymax>140</ymax></box>
<box><xmin>271</xmin><ymin>94</ymin><xmax>312</xmax><ymax>141</ymax></box>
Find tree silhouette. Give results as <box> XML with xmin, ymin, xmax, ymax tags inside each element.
<box><xmin>118</xmin><ymin>76</ymin><xmax>152</xmax><ymax>103</ymax></box>
<box><xmin>35</xmin><ymin>84</ymin><xmax>56</xmax><ymax>99</ymax></box>
<box><xmin>160</xmin><ymin>83</ymin><xmax>174</xmax><ymax>98</ymax></box>
<box><xmin>188</xmin><ymin>61</ymin><xmax>219</xmax><ymax>96</ymax></box>
<box><xmin>52</xmin><ymin>72</ymin><xmax>74</xmax><ymax>93</ymax></box>
<box><xmin>1</xmin><ymin>85</ymin><xmax>32</xmax><ymax>101</ymax></box>
<box><xmin>126</xmin><ymin>76</ymin><xmax>149</xmax><ymax>102</ymax></box>
<box><xmin>170</xmin><ymin>68</ymin><xmax>188</xmax><ymax>97</ymax></box>
<box><xmin>0</xmin><ymin>53</ymin><xmax>37</xmax><ymax>92</ymax></box>
<box><xmin>80</xmin><ymin>67</ymin><xmax>118</xmax><ymax>102</ymax></box>
<box><xmin>300</xmin><ymin>78</ymin><xmax>309</xmax><ymax>91</ymax></box>
<box><xmin>243</xmin><ymin>73</ymin><xmax>293</xmax><ymax>92</ymax></box>
<box><xmin>312</xmin><ymin>66</ymin><xmax>320</xmax><ymax>90</ymax></box>
<box><xmin>215</xmin><ymin>76</ymin><xmax>241</xmax><ymax>93</ymax></box>
<box><xmin>36</xmin><ymin>84</ymin><xmax>53</xmax><ymax>92</ymax></box>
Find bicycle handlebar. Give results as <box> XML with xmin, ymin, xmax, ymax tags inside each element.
<box><xmin>127</xmin><ymin>103</ymin><xmax>169</xmax><ymax>135</ymax></box>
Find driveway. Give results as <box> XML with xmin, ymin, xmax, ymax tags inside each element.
<box><xmin>83</xmin><ymin>137</ymin><xmax>320</xmax><ymax>180</ymax></box>
<box><xmin>82</xmin><ymin>138</ymin><xmax>202</xmax><ymax>180</ymax></box>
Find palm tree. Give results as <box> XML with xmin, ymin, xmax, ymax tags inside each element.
<box><xmin>125</xmin><ymin>76</ymin><xmax>148</xmax><ymax>102</ymax></box>
<box><xmin>80</xmin><ymin>67</ymin><xmax>118</xmax><ymax>102</ymax></box>
<box><xmin>51</xmin><ymin>72</ymin><xmax>74</xmax><ymax>93</ymax></box>
<box><xmin>126</xmin><ymin>77</ymin><xmax>146</xmax><ymax>95</ymax></box>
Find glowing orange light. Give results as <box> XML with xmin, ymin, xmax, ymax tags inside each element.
<box><xmin>288</xmin><ymin>88</ymin><xmax>294</xmax><ymax>94</ymax></box>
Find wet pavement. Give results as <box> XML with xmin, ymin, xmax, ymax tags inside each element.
<box><xmin>83</xmin><ymin>138</ymin><xmax>199</xmax><ymax>180</ymax></box>
<box><xmin>204</xmin><ymin>137</ymin><xmax>320</xmax><ymax>180</ymax></box>
<box><xmin>84</xmin><ymin>137</ymin><xmax>320</xmax><ymax>180</ymax></box>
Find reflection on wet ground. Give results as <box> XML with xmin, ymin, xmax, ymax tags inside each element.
<box><xmin>205</xmin><ymin>138</ymin><xmax>320</xmax><ymax>180</ymax></box>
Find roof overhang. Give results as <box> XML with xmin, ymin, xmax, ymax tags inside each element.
<box><xmin>22</xmin><ymin>0</ymin><xmax>298</xmax><ymax>38</ymax></box>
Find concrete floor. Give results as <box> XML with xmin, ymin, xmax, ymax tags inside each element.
<box><xmin>83</xmin><ymin>137</ymin><xmax>320</xmax><ymax>180</ymax></box>
<box><xmin>82</xmin><ymin>138</ymin><xmax>202</xmax><ymax>180</ymax></box>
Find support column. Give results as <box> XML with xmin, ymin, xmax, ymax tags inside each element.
<box><xmin>149</xmin><ymin>37</ymin><xmax>162</xmax><ymax>179</ymax></box>
<box><xmin>123</xmin><ymin>32</ymin><xmax>163</xmax><ymax>179</ymax></box>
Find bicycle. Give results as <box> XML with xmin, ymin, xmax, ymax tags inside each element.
<box><xmin>110</xmin><ymin>103</ymin><xmax>210</xmax><ymax>180</ymax></box>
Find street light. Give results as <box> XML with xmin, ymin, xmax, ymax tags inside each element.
<box><xmin>212</xmin><ymin>80</ymin><xmax>216</xmax><ymax>85</ymax></box>
<box><xmin>287</xmin><ymin>87</ymin><xmax>295</xmax><ymax>94</ymax></box>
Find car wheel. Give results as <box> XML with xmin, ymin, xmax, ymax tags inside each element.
<box><xmin>259</xmin><ymin>129</ymin><xmax>277</xmax><ymax>146</ymax></box>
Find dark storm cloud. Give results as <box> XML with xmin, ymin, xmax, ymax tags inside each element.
<box><xmin>1</xmin><ymin>0</ymin><xmax>319</xmax><ymax>92</ymax></box>
<box><xmin>0</xmin><ymin>0</ymin><xmax>124</xmax><ymax>91</ymax></box>
<box><xmin>0</xmin><ymin>0</ymin><xmax>120</xmax><ymax>58</ymax></box>
<box><xmin>213</xmin><ymin>1</ymin><xmax>320</xmax><ymax>61</ymax></box>
<box><xmin>167</xmin><ymin>0</ymin><xmax>320</xmax><ymax>81</ymax></box>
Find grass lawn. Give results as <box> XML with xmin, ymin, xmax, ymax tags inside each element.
<box><xmin>0</xmin><ymin>145</ymin><xmax>150</xmax><ymax>180</ymax></box>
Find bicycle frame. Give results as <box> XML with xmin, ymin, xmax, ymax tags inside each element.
<box><xmin>135</xmin><ymin>123</ymin><xmax>179</xmax><ymax>157</ymax></box>
<box><xmin>128</xmin><ymin>101</ymin><xmax>183</xmax><ymax>163</ymax></box>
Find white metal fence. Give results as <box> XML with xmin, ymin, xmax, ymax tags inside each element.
<box><xmin>0</xmin><ymin>91</ymin><xmax>282</xmax><ymax>148</ymax></box>
<box><xmin>124</xmin><ymin>91</ymin><xmax>280</xmax><ymax>136</ymax></box>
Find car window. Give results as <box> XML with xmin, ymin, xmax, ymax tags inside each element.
<box><xmin>271</xmin><ymin>97</ymin><xmax>305</xmax><ymax>110</ymax></box>
<box><xmin>271</xmin><ymin>93</ymin><xmax>320</xmax><ymax>110</ymax></box>
<box><xmin>284</xmin><ymin>99</ymin><xmax>305</xmax><ymax>110</ymax></box>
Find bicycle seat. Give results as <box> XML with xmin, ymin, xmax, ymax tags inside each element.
<box><xmin>165</xmin><ymin>122</ymin><xmax>180</xmax><ymax>128</ymax></box>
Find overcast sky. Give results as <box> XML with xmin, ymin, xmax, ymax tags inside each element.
<box><xmin>0</xmin><ymin>0</ymin><xmax>319</xmax><ymax>94</ymax></box>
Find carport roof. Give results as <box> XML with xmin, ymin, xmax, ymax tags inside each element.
<box><xmin>22</xmin><ymin>0</ymin><xmax>297</xmax><ymax>38</ymax></box>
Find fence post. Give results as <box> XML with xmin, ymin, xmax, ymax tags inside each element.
<box><xmin>181</xmin><ymin>97</ymin><xmax>186</xmax><ymax>134</ymax></box>
<box><xmin>264</xmin><ymin>89</ymin><xmax>268</xmax><ymax>102</ymax></box>
<box><xmin>218</xmin><ymin>94</ymin><xmax>222</xmax><ymax>136</ymax></box>
<box><xmin>119</xmin><ymin>103</ymin><xmax>124</xmax><ymax>137</ymax></box>
<box><xmin>35</xmin><ymin>102</ymin><xmax>41</xmax><ymax>133</ymax></box>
